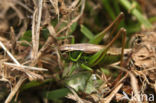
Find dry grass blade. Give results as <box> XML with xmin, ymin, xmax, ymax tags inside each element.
<box><xmin>31</xmin><ymin>24</ymin><xmax>57</xmax><ymax>65</ymax></box>
<box><xmin>0</xmin><ymin>41</ymin><xmax>20</xmax><ymax>65</ymax></box>
<box><xmin>32</xmin><ymin>0</ymin><xmax>43</xmax><ymax>61</ymax></box>
<box><xmin>142</xmin><ymin>67</ymin><xmax>156</xmax><ymax>72</ymax></box>
<box><xmin>10</xmin><ymin>27</ymin><xmax>16</xmax><ymax>53</ymax></box>
<box><xmin>49</xmin><ymin>0</ymin><xmax>59</xmax><ymax>20</ymax></box>
<box><xmin>69</xmin><ymin>0</ymin><xmax>80</xmax><ymax>10</ymax></box>
<box><xmin>110</xmin><ymin>65</ymin><xmax>141</xmax><ymax>102</ymax></box>
<box><xmin>4</xmin><ymin>62</ymin><xmax>48</xmax><ymax>71</ymax></box>
<box><xmin>16</xmin><ymin>19</ymin><xmax>28</xmax><ymax>40</ymax></box>
<box><xmin>25</xmin><ymin>71</ymin><xmax>44</xmax><ymax>81</ymax></box>
<box><xmin>16</xmin><ymin>0</ymin><xmax>33</xmax><ymax>13</ymax></box>
<box><xmin>5</xmin><ymin>76</ymin><xmax>26</xmax><ymax>103</ymax></box>
<box><xmin>102</xmin><ymin>83</ymin><xmax>123</xmax><ymax>103</ymax></box>
<box><xmin>0</xmin><ymin>0</ymin><xmax>154</xmax><ymax>102</ymax></box>
<box><xmin>47</xmin><ymin>24</ymin><xmax>57</xmax><ymax>37</ymax></box>
<box><xmin>0</xmin><ymin>40</ymin><xmax>44</xmax><ymax>80</ymax></box>
<box><xmin>10</xmin><ymin>4</ymin><xmax>24</xmax><ymax>21</ymax></box>
<box><xmin>67</xmin><ymin>87</ymin><xmax>85</xmax><ymax>103</ymax></box>
<box><xmin>57</xmin><ymin>0</ymin><xmax>85</xmax><ymax>34</ymax></box>
<box><xmin>154</xmin><ymin>82</ymin><xmax>156</xmax><ymax>93</ymax></box>
<box><xmin>55</xmin><ymin>48</ymin><xmax>63</xmax><ymax>69</ymax></box>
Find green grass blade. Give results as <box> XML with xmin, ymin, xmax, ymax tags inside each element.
<box><xmin>149</xmin><ymin>16</ymin><xmax>156</xmax><ymax>23</ymax></box>
<box><xmin>119</xmin><ymin>0</ymin><xmax>152</xmax><ymax>29</ymax></box>
<box><xmin>113</xmin><ymin>0</ymin><xmax>120</xmax><ymax>15</ymax></box>
<box><xmin>21</xmin><ymin>79</ymin><xmax>54</xmax><ymax>91</ymax></box>
<box><xmin>102</xmin><ymin>0</ymin><xmax>116</xmax><ymax>20</ymax></box>
<box><xmin>80</xmin><ymin>25</ymin><xmax>94</xmax><ymax>40</ymax></box>
<box><xmin>43</xmin><ymin>88</ymin><xmax>70</xmax><ymax>100</ymax></box>
<box><xmin>56</xmin><ymin>35</ymin><xmax>75</xmax><ymax>44</ymax></box>
<box><xmin>69</xmin><ymin>22</ymin><xmax>77</xmax><ymax>35</ymax></box>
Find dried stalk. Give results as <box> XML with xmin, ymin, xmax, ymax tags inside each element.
<box><xmin>32</xmin><ymin>0</ymin><xmax>43</xmax><ymax>61</ymax></box>
<box><xmin>102</xmin><ymin>83</ymin><xmax>123</xmax><ymax>103</ymax></box>
<box><xmin>30</xmin><ymin>17</ymin><xmax>57</xmax><ymax>65</ymax></box>
<box><xmin>4</xmin><ymin>62</ymin><xmax>47</xmax><ymax>71</ymax></box>
<box><xmin>57</xmin><ymin>0</ymin><xmax>85</xmax><ymax>34</ymax></box>
<box><xmin>0</xmin><ymin>39</ymin><xmax>44</xmax><ymax>80</ymax></box>
<box><xmin>0</xmin><ymin>41</ymin><xmax>20</xmax><ymax>65</ymax></box>
<box><xmin>49</xmin><ymin>0</ymin><xmax>59</xmax><ymax>20</ymax></box>
<box><xmin>5</xmin><ymin>76</ymin><xmax>26</xmax><ymax>103</ymax></box>
<box><xmin>110</xmin><ymin>65</ymin><xmax>141</xmax><ymax>102</ymax></box>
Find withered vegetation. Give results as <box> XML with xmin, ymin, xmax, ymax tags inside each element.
<box><xmin>0</xmin><ymin>0</ymin><xmax>156</xmax><ymax>103</ymax></box>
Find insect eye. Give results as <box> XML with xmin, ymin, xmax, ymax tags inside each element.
<box><xmin>136</xmin><ymin>39</ymin><xmax>141</xmax><ymax>44</ymax></box>
<box><xmin>135</xmin><ymin>36</ymin><xmax>142</xmax><ymax>44</ymax></box>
